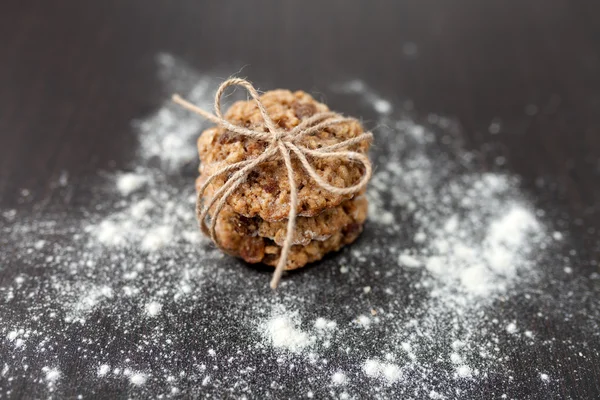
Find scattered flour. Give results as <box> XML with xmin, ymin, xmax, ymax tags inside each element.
<box><xmin>450</xmin><ymin>353</ymin><xmax>462</xmax><ymax>364</ymax></box>
<box><xmin>331</xmin><ymin>371</ymin><xmax>347</xmax><ymax>385</ymax></box>
<box><xmin>0</xmin><ymin>54</ymin><xmax>592</xmax><ymax>399</ymax></box>
<box><xmin>373</xmin><ymin>99</ymin><xmax>392</xmax><ymax>115</ymax></box>
<box><xmin>429</xmin><ymin>390</ymin><xmax>445</xmax><ymax>399</ymax></box>
<box><xmin>456</xmin><ymin>365</ymin><xmax>473</xmax><ymax>378</ymax></box>
<box><xmin>362</xmin><ymin>359</ymin><xmax>403</xmax><ymax>384</ymax></box>
<box><xmin>145</xmin><ymin>301</ymin><xmax>162</xmax><ymax>317</ymax></box>
<box><xmin>263</xmin><ymin>313</ymin><xmax>313</xmax><ymax>353</ymax></box>
<box><xmin>135</xmin><ymin>54</ymin><xmax>211</xmax><ymax>171</ymax></box>
<box><xmin>43</xmin><ymin>367</ymin><xmax>60</xmax><ymax>383</ymax></box>
<box><xmin>141</xmin><ymin>226</ymin><xmax>173</xmax><ymax>252</ymax></box>
<box><xmin>314</xmin><ymin>318</ymin><xmax>337</xmax><ymax>331</ymax></box>
<box><xmin>97</xmin><ymin>364</ymin><xmax>110</xmax><ymax>377</ymax></box>
<box><xmin>398</xmin><ymin>253</ymin><xmax>421</xmax><ymax>268</ymax></box>
<box><xmin>332</xmin><ymin>79</ymin><xmax>393</xmax><ymax>116</ymax></box>
<box><xmin>397</xmin><ymin>195</ymin><xmax>542</xmax><ymax>300</ymax></box>
<box><xmin>66</xmin><ymin>285</ymin><xmax>114</xmax><ymax>322</ymax></box>
<box><xmin>117</xmin><ymin>173</ymin><xmax>148</xmax><ymax>196</ymax></box>
<box><xmin>506</xmin><ymin>322</ymin><xmax>518</xmax><ymax>334</ymax></box>
<box><xmin>130</xmin><ymin>372</ymin><xmax>148</xmax><ymax>386</ymax></box>
<box><xmin>356</xmin><ymin>315</ymin><xmax>371</xmax><ymax>328</ymax></box>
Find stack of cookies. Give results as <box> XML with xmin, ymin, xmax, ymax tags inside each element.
<box><xmin>196</xmin><ymin>89</ymin><xmax>371</xmax><ymax>270</ymax></box>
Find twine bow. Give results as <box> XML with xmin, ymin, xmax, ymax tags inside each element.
<box><xmin>172</xmin><ymin>78</ymin><xmax>372</xmax><ymax>289</ymax></box>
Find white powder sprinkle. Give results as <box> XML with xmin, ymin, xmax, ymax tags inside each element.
<box><xmin>145</xmin><ymin>301</ymin><xmax>162</xmax><ymax>317</ymax></box>
<box><xmin>141</xmin><ymin>226</ymin><xmax>173</xmax><ymax>252</ymax></box>
<box><xmin>44</xmin><ymin>367</ymin><xmax>60</xmax><ymax>382</ymax></box>
<box><xmin>314</xmin><ymin>318</ymin><xmax>337</xmax><ymax>331</ymax></box>
<box><xmin>332</xmin><ymin>79</ymin><xmax>393</xmax><ymax>116</ymax></box>
<box><xmin>398</xmin><ymin>253</ymin><xmax>421</xmax><ymax>268</ymax></box>
<box><xmin>65</xmin><ymin>285</ymin><xmax>114</xmax><ymax>322</ymax></box>
<box><xmin>362</xmin><ymin>359</ymin><xmax>402</xmax><ymax>383</ymax></box>
<box><xmin>451</xmin><ymin>340</ymin><xmax>465</xmax><ymax>350</ymax></box>
<box><xmin>130</xmin><ymin>199</ymin><xmax>154</xmax><ymax>219</ymax></box>
<box><xmin>414</xmin><ymin>232</ymin><xmax>427</xmax><ymax>243</ymax></box>
<box><xmin>95</xmin><ymin>221</ymin><xmax>124</xmax><ymax>246</ymax></box>
<box><xmin>506</xmin><ymin>322</ymin><xmax>517</xmax><ymax>334</ymax></box>
<box><xmin>382</xmin><ymin>363</ymin><xmax>402</xmax><ymax>383</ymax></box>
<box><xmin>553</xmin><ymin>231</ymin><xmax>563</xmax><ymax>240</ymax></box>
<box><xmin>331</xmin><ymin>371</ymin><xmax>347</xmax><ymax>385</ymax></box>
<box><xmin>136</xmin><ymin>55</ymin><xmax>210</xmax><ymax>171</ymax></box>
<box><xmin>97</xmin><ymin>364</ymin><xmax>110</xmax><ymax>377</ymax></box>
<box><xmin>356</xmin><ymin>315</ymin><xmax>371</xmax><ymax>328</ymax></box>
<box><xmin>130</xmin><ymin>372</ymin><xmax>148</xmax><ymax>386</ymax></box>
<box><xmin>116</xmin><ymin>173</ymin><xmax>147</xmax><ymax>196</ymax></box>
<box><xmin>398</xmin><ymin>199</ymin><xmax>543</xmax><ymax>299</ymax></box>
<box><xmin>263</xmin><ymin>313</ymin><xmax>313</xmax><ymax>353</ymax></box>
<box><xmin>456</xmin><ymin>365</ymin><xmax>472</xmax><ymax>378</ymax></box>
<box><xmin>362</xmin><ymin>359</ymin><xmax>381</xmax><ymax>377</ymax></box>
<box><xmin>450</xmin><ymin>353</ymin><xmax>462</xmax><ymax>364</ymax></box>
<box><xmin>373</xmin><ymin>99</ymin><xmax>392</xmax><ymax>115</ymax></box>
<box><xmin>429</xmin><ymin>390</ymin><xmax>444</xmax><ymax>399</ymax></box>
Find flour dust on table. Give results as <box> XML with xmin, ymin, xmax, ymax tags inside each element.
<box><xmin>0</xmin><ymin>53</ymin><xmax>598</xmax><ymax>399</ymax></box>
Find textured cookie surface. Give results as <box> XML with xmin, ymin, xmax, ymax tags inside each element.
<box><xmin>212</xmin><ymin>197</ymin><xmax>368</xmax><ymax>270</ymax></box>
<box><xmin>197</xmin><ymin>89</ymin><xmax>370</xmax><ymax>221</ymax></box>
<box><xmin>220</xmin><ymin>196</ymin><xmax>367</xmax><ymax>247</ymax></box>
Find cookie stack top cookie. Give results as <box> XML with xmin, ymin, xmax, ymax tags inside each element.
<box><xmin>197</xmin><ymin>89</ymin><xmax>371</xmax><ymax>221</ymax></box>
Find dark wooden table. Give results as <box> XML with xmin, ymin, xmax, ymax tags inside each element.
<box><xmin>1</xmin><ymin>1</ymin><xmax>599</xmax><ymax>399</ymax></box>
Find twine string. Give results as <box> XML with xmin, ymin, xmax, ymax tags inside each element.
<box><xmin>172</xmin><ymin>78</ymin><xmax>372</xmax><ymax>289</ymax></box>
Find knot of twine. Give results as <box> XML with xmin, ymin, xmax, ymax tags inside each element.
<box><xmin>172</xmin><ymin>78</ymin><xmax>373</xmax><ymax>289</ymax></box>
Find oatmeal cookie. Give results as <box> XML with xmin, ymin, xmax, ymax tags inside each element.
<box><xmin>212</xmin><ymin>197</ymin><xmax>368</xmax><ymax>270</ymax></box>
<box><xmin>220</xmin><ymin>196</ymin><xmax>368</xmax><ymax>247</ymax></box>
<box><xmin>197</xmin><ymin>89</ymin><xmax>371</xmax><ymax>221</ymax></box>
